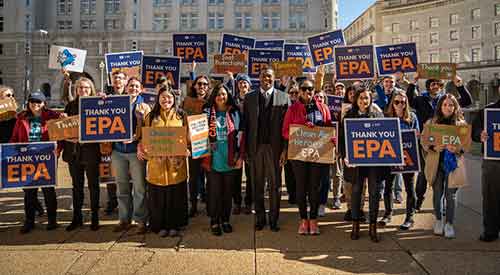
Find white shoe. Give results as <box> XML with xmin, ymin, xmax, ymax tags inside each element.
<box><xmin>444</xmin><ymin>223</ymin><xmax>455</xmax><ymax>239</ymax></box>
<box><xmin>318</xmin><ymin>205</ymin><xmax>326</xmax><ymax>217</ymax></box>
<box><xmin>433</xmin><ymin>219</ymin><xmax>444</xmax><ymax>235</ymax></box>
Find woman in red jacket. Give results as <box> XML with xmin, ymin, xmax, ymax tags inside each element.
<box><xmin>282</xmin><ymin>80</ymin><xmax>333</xmax><ymax>235</ymax></box>
<box><xmin>10</xmin><ymin>91</ymin><xmax>62</xmax><ymax>234</ymax></box>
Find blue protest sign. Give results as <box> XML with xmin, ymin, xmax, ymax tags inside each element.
<box><xmin>79</xmin><ymin>95</ymin><xmax>132</xmax><ymax>143</ymax></box>
<box><xmin>105</xmin><ymin>51</ymin><xmax>143</xmax><ymax>79</ymax></box>
<box><xmin>344</xmin><ymin>117</ymin><xmax>404</xmax><ymax>166</ymax></box>
<box><xmin>307</xmin><ymin>30</ymin><xmax>345</xmax><ymax>66</ymax></box>
<box><xmin>247</xmin><ymin>49</ymin><xmax>283</xmax><ymax>79</ymax></box>
<box><xmin>484</xmin><ymin>109</ymin><xmax>500</xmax><ymax>160</ymax></box>
<box><xmin>173</xmin><ymin>33</ymin><xmax>208</xmax><ymax>63</ymax></box>
<box><xmin>220</xmin><ymin>33</ymin><xmax>256</xmax><ymax>57</ymax></box>
<box><xmin>142</xmin><ymin>92</ymin><xmax>157</xmax><ymax>106</ymax></box>
<box><xmin>391</xmin><ymin>130</ymin><xmax>420</xmax><ymax>173</ymax></box>
<box><xmin>142</xmin><ymin>55</ymin><xmax>181</xmax><ymax>90</ymax></box>
<box><xmin>335</xmin><ymin>45</ymin><xmax>375</xmax><ymax>80</ymax></box>
<box><xmin>1</xmin><ymin>142</ymin><xmax>57</xmax><ymax>189</ymax></box>
<box><xmin>255</xmin><ymin>40</ymin><xmax>285</xmax><ymax>50</ymax></box>
<box><xmin>284</xmin><ymin>43</ymin><xmax>316</xmax><ymax>73</ymax></box>
<box><xmin>327</xmin><ymin>96</ymin><xmax>343</xmax><ymax>120</ymax></box>
<box><xmin>375</xmin><ymin>43</ymin><xmax>418</xmax><ymax>75</ymax></box>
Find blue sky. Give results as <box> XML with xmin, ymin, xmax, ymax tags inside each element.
<box><xmin>339</xmin><ymin>0</ymin><xmax>376</xmax><ymax>29</ymax></box>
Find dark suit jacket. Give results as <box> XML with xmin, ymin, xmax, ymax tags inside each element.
<box><xmin>243</xmin><ymin>88</ymin><xmax>290</xmax><ymax>160</ymax></box>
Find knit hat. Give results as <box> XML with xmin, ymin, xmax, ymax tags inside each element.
<box><xmin>235</xmin><ymin>74</ymin><xmax>251</xmax><ymax>85</ymax></box>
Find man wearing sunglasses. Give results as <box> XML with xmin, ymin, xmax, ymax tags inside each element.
<box><xmin>243</xmin><ymin>68</ymin><xmax>290</xmax><ymax>232</ymax></box>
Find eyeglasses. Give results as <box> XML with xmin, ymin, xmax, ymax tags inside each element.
<box><xmin>197</xmin><ymin>82</ymin><xmax>209</xmax><ymax>87</ymax></box>
<box><xmin>300</xmin><ymin>86</ymin><xmax>314</xmax><ymax>92</ymax></box>
<box><xmin>393</xmin><ymin>100</ymin><xmax>406</xmax><ymax>106</ymax></box>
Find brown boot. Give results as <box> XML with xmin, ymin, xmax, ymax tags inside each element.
<box><xmin>351</xmin><ymin>221</ymin><xmax>360</xmax><ymax>240</ymax></box>
<box><xmin>369</xmin><ymin>223</ymin><xmax>379</xmax><ymax>243</ymax></box>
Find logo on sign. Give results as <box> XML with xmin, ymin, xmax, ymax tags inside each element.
<box><xmin>98</xmin><ymin>100</ymin><xmax>104</xmax><ymax>105</ymax></box>
<box><xmin>364</xmin><ymin>123</ymin><xmax>371</xmax><ymax>128</ymax></box>
<box><xmin>20</xmin><ymin>147</ymin><xmax>27</xmax><ymax>152</ymax></box>
<box><xmin>57</xmin><ymin>49</ymin><xmax>76</xmax><ymax>67</ymax></box>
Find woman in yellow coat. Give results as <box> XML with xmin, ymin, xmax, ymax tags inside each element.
<box><xmin>137</xmin><ymin>86</ymin><xmax>188</xmax><ymax>238</ymax></box>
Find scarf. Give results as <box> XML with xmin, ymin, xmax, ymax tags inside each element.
<box><xmin>208</xmin><ymin>106</ymin><xmax>235</xmax><ymax>143</ymax></box>
<box><xmin>443</xmin><ymin>149</ymin><xmax>458</xmax><ymax>176</ymax></box>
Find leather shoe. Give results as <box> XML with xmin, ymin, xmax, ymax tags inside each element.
<box><xmin>479</xmin><ymin>233</ymin><xmax>498</xmax><ymax>242</ymax></box>
<box><xmin>222</xmin><ymin>223</ymin><xmax>233</xmax><ymax>233</ymax></box>
<box><xmin>66</xmin><ymin>220</ymin><xmax>83</xmax><ymax>232</ymax></box>
<box><xmin>211</xmin><ymin>224</ymin><xmax>222</xmax><ymax>236</ymax></box>
<box><xmin>255</xmin><ymin>223</ymin><xmax>265</xmax><ymax>231</ymax></box>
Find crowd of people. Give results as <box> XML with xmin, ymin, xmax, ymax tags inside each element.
<box><xmin>1</xmin><ymin>61</ymin><xmax>499</xmax><ymax>244</ymax></box>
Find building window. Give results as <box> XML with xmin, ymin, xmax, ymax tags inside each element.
<box><xmin>262</xmin><ymin>12</ymin><xmax>280</xmax><ymax>30</ymax></box>
<box><xmin>208</xmin><ymin>0</ymin><xmax>224</xmax><ymax>5</ymax></box>
<box><xmin>208</xmin><ymin>12</ymin><xmax>224</xmax><ymax>30</ymax></box>
<box><xmin>0</xmin><ymin>44</ymin><xmax>3</xmax><ymax>55</ymax></box>
<box><xmin>410</xmin><ymin>34</ymin><xmax>419</xmax><ymax>43</ymax></box>
<box><xmin>153</xmin><ymin>13</ymin><xmax>169</xmax><ymax>31</ymax></box>
<box><xmin>495</xmin><ymin>46</ymin><xmax>500</xmax><ymax>60</ymax></box>
<box><xmin>235</xmin><ymin>12</ymin><xmax>252</xmax><ymax>30</ymax></box>
<box><xmin>0</xmin><ymin>0</ymin><xmax>3</xmax><ymax>8</ymax></box>
<box><xmin>429</xmin><ymin>17</ymin><xmax>439</xmax><ymax>28</ymax></box>
<box><xmin>25</xmin><ymin>15</ymin><xmax>31</xmax><ymax>32</ymax></box>
<box><xmin>450</xmin><ymin>50</ymin><xmax>459</xmax><ymax>63</ymax></box>
<box><xmin>409</xmin><ymin>20</ymin><xmax>418</xmax><ymax>31</ymax></box>
<box><xmin>80</xmin><ymin>0</ymin><xmax>96</xmax><ymax>15</ymax></box>
<box><xmin>471</xmin><ymin>48</ymin><xmax>481</xmax><ymax>62</ymax></box>
<box><xmin>262</xmin><ymin>0</ymin><xmax>279</xmax><ymax>4</ymax></box>
<box><xmin>57</xmin><ymin>0</ymin><xmax>72</xmax><ymax>16</ymax></box>
<box><xmin>81</xmin><ymin>19</ymin><xmax>96</xmax><ymax>30</ymax></box>
<box><xmin>429</xmin><ymin>53</ymin><xmax>439</xmax><ymax>63</ymax></box>
<box><xmin>57</xmin><ymin>20</ymin><xmax>73</xmax><ymax>30</ymax></box>
<box><xmin>289</xmin><ymin>11</ymin><xmax>305</xmax><ymax>30</ymax></box>
<box><xmin>271</xmin><ymin>12</ymin><xmax>280</xmax><ymax>30</ymax></box>
<box><xmin>471</xmin><ymin>8</ymin><xmax>480</xmax><ymax>20</ymax></box>
<box><xmin>180</xmin><ymin>13</ymin><xmax>189</xmax><ymax>29</ymax></box>
<box><xmin>472</xmin><ymin>25</ymin><xmax>481</xmax><ymax>40</ymax></box>
<box><xmin>153</xmin><ymin>0</ymin><xmax>172</xmax><ymax>7</ymax></box>
<box><xmin>191</xmin><ymin>12</ymin><xmax>199</xmax><ymax>29</ymax></box>
<box><xmin>0</xmin><ymin>17</ymin><xmax>3</xmax><ymax>32</ymax></box>
<box><xmin>104</xmin><ymin>0</ymin><xmax>120</xmax><ymax>15</ymax></box>
<box><xmin>449</xmin><ymin>13</ymin><xmax>459</xmax><ymax>25</ymax></box>
<box><xmin>104</xmin><ymin>19</ymin><xmax>120</xmax><ymax>30</ymax></box>
<box><xmin>495</xmin><ymin>22</ymin><xmax>500</xmax><ymax>36</ymax></box>
<box><xmin>180</xmin><ymin>0</ymin><xmax>197</xmax><ymax>5</ymax></box>
<box><xmin>179</xmin><ymin>12</ymin><xmax>198</xmax><ymax>30</ymax></box>
<box><xmin>289</xmin><ymin>0</ymin><xmax>305</xmax><ymax>5</ymax></box>
<box><xmin>235</xmin><ymin>0</ymin><xmax>252</xmax><ymax>5</ymax></box>
<box><xmin>208</xmin><ymin>40</ymin><xmax>220</xmax><ymax>53</ymax></box>
<box><xmin>392</xmin><ymin>23</ymin><xmax>400</xmax><ymax>33</ymax></box>
<box><xmin>449</xmin><ymin>30</ymin><xmax>458</xmax><ymax>41</ymax></box>
<box><xmin>496</xmin><ymin>4</ymin><xmax>500</xmax><ymax>16</ymax></box>
<box><xmin>430</xmin><ymin>32</ymin><xmax>439</xmax><ymax>45</ymax></box>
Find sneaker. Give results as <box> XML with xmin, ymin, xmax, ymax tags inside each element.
<box><xmin>444</xmin><ymin>223</ymin><xmax>455</xmax><ymax>239</ymax></box>
<box><xmin>332</xmin><ymin>198</ymin><xmax>341</xmax><ymax>210</ymax></box>
<box><xmin>318</xmin><ymin>205</ymin><xmax>326</xmax><ymax>217</ymax></box>
<box><xmin>433</xmin><ymin>219</ymin><xmax>444</xmax><ymax>236</ymax></box>
<box><xmin>394</xmin><ymin>192</ymin><xmax>403</xmax><ymax>204</ymax></box>
<box><xmin>298</xmin><ymin>219</ymin><xmax>309</xmax><ymax>235</ymax></box>
<box><xmin>211</xmin><ymin>224</ymin><xmax>222</xmax><ymax>236</ymax></box>
<box><xmin>158</xmin><ymin>229</ymin><xmax>168</xmax><ymax>238</ymax></box>
<box><xmin>399</xmin><ymin>219</ymin><xmax>414</xmax><ymax>230</ymax></box>
<box><xmin>378</xmin><ymin>215</ymin><xmax>392</xmax><ymax>226</ymax></box>
<box><xmin>309</xmin><ymin>220</ymin><xmax>320</xmax><ymax>235</ymax></box>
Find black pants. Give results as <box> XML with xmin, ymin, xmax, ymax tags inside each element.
<box><xmin>251</xmin><ymin>144</ymin><xmax>281</xmax><ymax>225</ymax></box>
<box><xmin>233</xmin><ymin>162</ymin><xmax>252</xmax><ymax>207</ymax></box>
<box><xmin>188</xmin><ymin>157</ymin><xmax>203</xmax><ymax>203</ymax></box>
<box><xmin>68</xmin><ymin>160</ymin><xmax>100</xmax><ymax>221</ymax></box>
<box><xmin>24</xmin><ymin>187</ymin><xmax>57</xmax><ymax>225</ymax></box>
<box><xmin>291</xmin><ymin>160</ymin><xmax>324</xmax><ymax>220</ymax></box>
<box><xmin>351</xmin><ymin>167</ymin><xmax>383</xmax><ymax>223</ymax></box>
<box><xmin>481</xmin><ymin>160</ymin><xmax>500</xmax><ymax>237</ymax></box>
<box><xmin>284</xmin><ymin>161</ymin><xmax>296</xmax><ymax>202</ymax></box>
<box><xmin>415</xmin><ymin>146</ymin><xmax>427</xmax><ymax>204</ymax></box>
<box><xmin>207</xmin><ymin>170</ymin><xmax>234</xmax><ymax>223</ymax></box>
<box><xmin>106</xmin><ymin>183</ymin><xmax>117</xmax><ymax>208</ymax></box>
<box><xmin>382</xmin><ymin>173</ymin><xmax>417</xmax><ymax>218</ymax></box>
<box><xmin>148</xmin><ymin>182</ymin><xmax>188</xmax><ymax>232</ymax></box>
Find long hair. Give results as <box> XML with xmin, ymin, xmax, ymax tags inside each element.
<box><xmin>343</xmin><ymin>85</ymin><xmax>355</xmax><ymax>104</ymax></box>
<box><xmin>350</xmin><ymin>85</ymin><xmax>372</xmax><ymax>112</ymax></box>
<box><xmin>189</xmin><ymin>75</ymin><xmax>210</xmax><ymax>98</ymax></box>
<box><xmin>148</xmin><ymin>86</ymin><xmax>184</xmax><ymax>123</ymax></box>
<box><xmin>434</xmin><ymin>93</ymin><xmax>463</xmax><ymax>124</ymax></box>
<box><xmin>74</xmin><ymin>77</ymin><xmax>97</xmax><ymax>97</ymax></box>
<box><xmin>206</xmin><ymin>83</ymin><xmax>238</xmax><ymax>111</ymax></box>
<box><xmin>285</xmin><ymin>79</ymin><xmax>298</xmax><ymax>94</ymax></box>
<box><xmin>385</xmin><ymin>90</ymin><xmax>411</xmax><ymax>124</ymax></box>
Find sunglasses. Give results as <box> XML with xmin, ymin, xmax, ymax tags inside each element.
<box><xmin>393</xmin><ymin>100</ymin><xmax>406</xmax><ymax>106</ymax></box>
<box><xmin>3</xmin><ymin>93</ymin><xmax>13</xmax><ymax>97</ymax></box>
<box><xmin>300</xmin><ymin>86</ymin><xmax>314</xmax><ymax>92</ymax></box>
<box><xmin>197</xmin><ymin>82</ymin><xmax>209</xmax><ymax>87</ymax></box>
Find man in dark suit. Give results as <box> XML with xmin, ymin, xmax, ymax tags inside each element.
<box><xmin>243</xmin><ymin>68</ymin><xmax>290</xmax><ymax>232</ymax></box>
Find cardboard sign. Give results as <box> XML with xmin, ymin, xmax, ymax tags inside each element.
<box><xmin>375</xmin><ymin>43</ymin><xmax>418</xmax><ymax>75</ymax></box>
<box><xmin>48</xmin><ymin>45</ymin><xmax>87</xmax><ymax>73</ymax></box>
<box><xmin>344</xmin><ymin>118</ymin><xmax>404</xmax><ymax>166</ymax></box>
<box><xmin>421</xmin><ymin>123</ymin><xmax>472</xmax><ymax>152</ymax></box>
<box><xmin>105</xmin><ymin>51</ymin><xmax>143</xmax><ymax>80</ymax></box>
<box><xmin>173</xmin><ymin>33</ymin><xmax>208</xmax><ymax>63</ymax></box>
<box><xmin>1</xmin><ymin>142</ymin><xmax>57</xmax><ymax>189</ymax></box>
<box><xmin>47</xmin><ymin>115</ymin><xmax>79</xmax><ymax>141</ymax></box>
<box><xmin>417</xmin><ymin>63</ymin><xmax>456</xmax><ymax>80</ymax></box>
<box><xmin>284</xmin><ymin>43</ymin><xmax>316</xmax><ymax>73</ymax></box>
<box><xmin>79</xmin><ymin>95</ymin><xmax>133</xmax><ymax>143</ymax></box>
<box><xmin>288</xmin><ymin>124</ymin><xmax>337</xmax><ymax>164</ymax></box>
<box><xmin>220</xmin><ymin>33</ymin><xmax>256</xmax><ymax>59</ymax></box>
<box><xmin>391</xmin><ymin>130</ymin><xmax>421</xmax><ymax>174</ymax></box>
<box><xmin>485</xmin><ymin>109</ymin><xmax>500</xmax><ymax>160</ymax></box>
<box><xmin>182</xmin><ymin>96</ymin><xmax>205</xmax><ymax>115</ymax></box>
<box><xmin>247</xmin><ymin>49</ymin><xmax>283</xmax><ymax>79</ymax></box>
<box><xmin>327</xmin><ymin>95</ymin><xmax>343</xmax><ymax>120</ymax></box>
<box><xmin>213</xmin><ymin>54</ymin><xmax>246</xmax><ymax>74</ymax></box>
<box><xmin>335</xmin><ymin>45</ymin><xmax>375</xmax><ymax>80</ymax></box>
<box><xmin>142</xmin><ymin>55</ymin><xmax>181</xmax><ymax>90</ymax></box>
<box><xmin>99</xmin><ymin>154</ymin><xmax>116</xmax><ymax>184</ymax></box>
<box><xmin>141</xmin><ymin>127</ymin><xmax>187</xmax><ymax>157</ymax></box>
<box><xmin>271</xmin><ymin>60</ymin><xmax>302</xmax><ymax>78</ymax></box>
<box><xmin>307</xmin><ymin>30</ymin><xmax>345</xmax><ymax>66</ymax></box>
<box><xmin>0</xmin><ymin>98</ymin><xmax>17</xmax><ymax>121</ymax></box>
<box><xmin>187</xmin><ymin>114</ymin><xmax>210</xmax><ymax>159</ymax></box>
<box><xmin>255</xmin><ymin>39</ymin><xmax>285</xmax><ymax>50</ymax></box>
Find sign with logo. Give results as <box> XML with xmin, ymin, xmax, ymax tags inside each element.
<box><xmin>142</xmin><ymin>55</ymin><xmax>181</xmax><ymax>90</ymax></box>
<box><xmin>173</xmin><ymin>33</ymin><xmax>208</xmax><ymax>63</ymax></box>
<box><xmin>105</xmin><ymin>51</ymin><xmax>143</xmax><ymax>80</ymax></box>
<box><xmin>48</xmin><ymin>45</ymin><xmax>87</xmax><ymax>73</ymax></box>
<box><xmin>375</xmin><ymin>43</ymin><xmax>418</xmax><ymax>75</ymax></box>
<box><xmin>485</xmin><ymin>109</ymin><xmax>500</xmax><ymax>160</ymax></box>
<box><xmin>47</xmin><ymin>115</ymin><xmax>79</xmax><ymax>141</ymax></box>
<box><xmin>284</xmin><ymin>43</ymin><xmax>316</xmax><ymax>73</ymax></box>
<box><xmin>417</xmin><ymin>63</ymin><xmax>456</xmax><ymax>80</ymax></box>
<box><xmin>141</xmin><ymin>127</ymin><xmax>188</xmax><ymax>157</ymax></box>
<box><xmin>344</xmin><ymin>118</ymin><xmax>404</xmax><ymax>166</ymax></box>
<box><xmin>1</xmin><ymin>142</ymin><xmax>57</xmax><ymax>189</ymax></box>
<box><xmin>213</xmin><ymin>54</ymin><xmax>246</xmax><ymax>74</ymax></box>
<box><xmin>288</xmin><ymin>124</ymin><xmax>337</xmax><ymax>164</ymax></box>
<box><xmin>79</xmin><ymin>95</ymin><xmax>132</xmax><ymax>143</ymax></box>
<box><xmin>335</xmin><ymin>45</ymin><xmax>375</xmax><ymax>80</ymax></box>
<box><xmin>187</xmin><ymin>114</ymin><xmax>210</xmax><ymax>159</ymax></box>
<box><xmin>98</xmin><ymin>154</ymin><xmax>115</xmax><ymax>184</ymax></box>
<box><xmin>220</xmin><ymin>33</ymin><xmax>255</xmax><ymax>59</ymax></box>
<box><xmin>326</xmin><ymin>96</ymin><xmax>343</xmax><ymax>120</ymax></box>
<box><xmin>391</xmin><ymin>130</ymin><xmax>421</xmax><ymax>174</ymax></box>
<box><xmin>255</xmin><ymin>39</ymin><xmax>285</xmax><ymax>50</ymax></box>
<box><xmin>271</xmin><ymin>60</ymin><xmax>302</xmax><ymax>78</ymax></box>
<box><xmin>421</xmin><ymin>123</ymin><xmax>472</xmax><ymax>152</ymax></box>
<box><xmin>307</xmin><ymin>30</ymin><xmax>345</xmax><ymax>66</ymax></box>
<box><xmin>247</xmin><ymin>49</ymin><xmax>283</xmax><ymax>79</ymax></box>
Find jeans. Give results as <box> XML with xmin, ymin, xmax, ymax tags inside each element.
<box><xmin>332</xmin><ymin>158</ymin><xmax>344</xmax><ymax>199</ymax></box>
<box><xmin>432</xmin><ymin>170</ymin><xmax>458</xmax><ymax>224</ymax></box>
<box><xmin>112</xmin><ymin>150</ymin><xmax>147</xmax><ymax>224</ymax></box>
<box><xmin>382</xmin><ymin>173</ymin><xmax>416</xmax><ymax>218</ymax></box>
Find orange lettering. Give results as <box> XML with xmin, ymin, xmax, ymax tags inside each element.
<box><xmin>366</xmin><ymin>140</ymin><xmax>380</xmax><ymax>158</ymax></box>
<box><xmin>98</xmin><ymin>117</ymin><xmax>112</xmax><ymax>135</ymax></box>
<box><xmin>21</xmin><ymin>164</ymin><xmax>36</xmax><ymax>182</ymax></box>
<box><xmin>353</xmin><ymin>140</ymin><xmax>365</xmax><ymax>158</ymax></box>
<box><xmin>379</xmin><ymin>140</ymin><xmax>397</xmax><ymax>158</ymax></box>
<box><xmin>7</xmin><ymin>165</ymin><xmax>19</xmax><ymax>182</ymax></box>
<box><xmin>33</xmin><ymin>163</ymin><xmax>50</xmax><ymax>181</ymax></box>
<box><xmin>109</xmin><ymin>117</ymin><xmax>126</xmax><ymax>134</ymax></box>
<box><xmin>403</xmin><ymin>150</ymin><xmax>415</xmax><ymax>167</ymax></box>
<box><xmin>86</xmin><ymin>117</ymin><xmax>97</xmax><ymax>135</ymax></box>
<box><xmin>494</xmin><ymin>132</ymin><xmax>500</xmax><ymax>151</ymax></box>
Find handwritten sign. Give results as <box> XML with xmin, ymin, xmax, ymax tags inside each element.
<box><xmin>375</xmin><ymin>43</ymin><xmax>418</xmax><ymax>75</ymax></box>
<box><xmin>141</xmin><ymin>127</ymin><xmax>187</xmax><ymax>157</ymax></box>
<box><xmin>307</xmin><ymin>30</ymin><xmax>345</xmax><ymax>66</ymax></box>
<box><xmin>335</xmin><ymin>45</ymin><xmax>375</xmax><ymax>80</ymax></box>
<box><xmin>48</xmin><ymin>45</ymin><xmax>87</xmax><ymax>73</ymax></box>
<box><xmin>288</xmin><ymin>124</ymin><xmax>337</xmax><ymax>164</ymax></box>
<box><xmin>421</xmin><ymin>123</ymin><xmax>472</xmax><ymax>152</ymax></box>
<box><xmin>0</xmin><ymin>98</ymin><xmax>17</xmax><ymax>121</ymax></box>
<box><xmin>98</xmin><ymin>154</ymin><xmax>115</xmax><ymax>184</ymax></box>
<box><xmin>79</xmin><ymin>95</ymin><xmax>132</xmax><ymax>143</ymax></box>
<box><xmin>417</xmin><ymin>63</ymin><xmax>456</xmax><ymax>80</ymax></box>
<box><xmin>187</xmin><ymin>114</ymin><xmax>210</xmax><ymax>159</ymax></box>
<box><xmin>213</xmin><ymin>54</ymin><xmax>246</xmax><ymax>74</ymax></box>
<box><xmin>173</xmin><ymin>33</ymin><xmax>208</xmax><ymax>63</ymax></box>
<box><xmin>344</xmin><ymin>118</ymin><xmax>404</xmax><ymax>166</ymax></box>
<box><xmin>391</xmin><ymin>130</ymin><xmax>421</xmax><ymax>174</ymax></box>
<box><xmin>47</xmin><ymin>115</ymin><xmax>79</xmax><ymax>141</ymax></box>
<box><xmin>142</xmin><ymin>55</ymin><xmax>181</xmax><ymax>90</ymax></box>
<box><xmin>1</xmin><ymin>142</ymin><xmax>57</xmax><ymax>189</ymax></box>
<box><xmin>247</xmin><ymin>49</ymin><xmax>283</xmax><ymax>79</ymax></box>
<box><xmin>485</xmin><ymin>109</ymin><xmax>500</xmax><ymax>160</ymax></box>
<box><xmin>284</xmin><ymin>43</ymin><xmax>316</xmax><ymax>73</ymax></box>
<box><xmin>105</xmin><ymin>51</ymin><xmax>143</xmax><ymax>80</ymax></box>
<box><xmin>220</xmin><ymin>33</ymin><xmax>255</xmax><ymax>59</ymax></box>
<box><xmin>271</xmin><ymin>60</ymin><xmax>302</xmax><ymax>78</ymax></box>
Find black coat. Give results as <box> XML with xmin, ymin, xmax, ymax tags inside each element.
<box><xmin>472</xmin><ymin>99</ymin><xmax>500</xmax><ymax>155</ymax></box>
<box><xmin>243</xmin><ymin>88</ymin><xmax>290</xmax><ymax>160</ymax></box>
<box><xmin>0</xmin><ymin>118</ymin><xmax>16</xmax><ymax>143</ymax></box>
